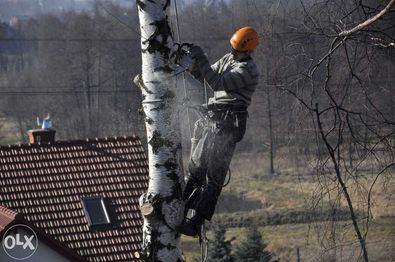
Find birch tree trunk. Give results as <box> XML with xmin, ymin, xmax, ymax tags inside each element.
<box><xmin>134</xmin><ymin>0</ymin><xmax>185</xmax><ymax>261</ymax></box>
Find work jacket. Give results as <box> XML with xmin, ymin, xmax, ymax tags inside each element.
<box><xmin>190</xmin><ymin>52</ymin><xmax>259</xmax><ymax>108</ymax></box>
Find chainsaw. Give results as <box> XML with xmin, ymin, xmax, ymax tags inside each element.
<box><xmin>170</xmin><ymin>42</ymin><xmax>195</xmax><ymax>76</ymax></box>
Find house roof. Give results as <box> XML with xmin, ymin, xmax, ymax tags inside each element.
<box><xmin>0</xmin><ymin>205</ymin><xmax>19</xmax><ymax>231</ymax></box>
<box><xmin>0</xmin><ymin>136</ymin><xmax>149</xmax><ymax>262</ymax></box>
<box><xmin>0</xmin><ymin>205</ymin><xmax>86</xmax><ymax>262</ymax></box>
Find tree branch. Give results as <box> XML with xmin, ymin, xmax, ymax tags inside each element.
<box><xmin>339</xmin><ymin>0</ymin><xmax>395</xmax><ymax>37</ymax></box>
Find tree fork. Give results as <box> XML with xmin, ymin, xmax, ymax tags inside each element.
<box><xmin>134</xmin><ymin>0</ymin><xmax>185</xmax><ymax>261</ymax></box>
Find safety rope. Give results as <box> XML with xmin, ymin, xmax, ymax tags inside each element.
<box><xmin>173</xmin><ymin>0</ymin><xmax>193</xmax><ymax>139</ymax></box>
<box><xmin>199</xmin><ymin>223</ymin><xmax>209</xmax><ymax>262</ymax></box>
<box><xmin>172</xmin><ymin>2</ymin><xmax>207</xmax><ymax>261</ymax></box>
<box><xmin>204</xmin><ymin>80</ymin><xmax>208</xmax><ymax>105</ymax></box>
<box><xmin>172</xmin><ymin>5</ymin><xmax>233</xmax><ymax>261</ymax></box>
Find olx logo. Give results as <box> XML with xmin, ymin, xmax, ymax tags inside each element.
<box><xmin>2</xmin><ymin>224</ymin><xmax>38</xmax><ymax>260</ymax></box>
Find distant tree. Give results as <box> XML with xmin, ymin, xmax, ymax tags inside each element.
<box><xmin>0</xmin><ymin>121</ymin><xmax>5</xmax><ymax>142</ymax></box>
<box><xmin>207</xmin><ymin>224</ymin><xmax>234</xmax><ymax>262</ymax></box>
<box><xmin>233</xmin><ymin>227</ymin><xmax>272</xmax><ymax>262</ymax></box>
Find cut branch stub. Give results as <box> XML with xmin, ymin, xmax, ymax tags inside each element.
<box><xmin>133</xmin><ymin>74</ymin><xmax>153</xmax><ymax>94</ymax></box>
<box><xmin>139</xmin><ymin>193</ymin><xmax>162</xmax><ymax>220</ymax></box>
<box><xmin>141</xmin><ymin>203</ymin><xmax>155</xmax><ymax>218</ymax></box>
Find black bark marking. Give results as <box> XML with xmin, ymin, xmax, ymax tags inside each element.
<box><xmin>165</xmin><ymin>243</ymin><xmax>177</xmax><ymax>250</ymax></box>
<box><xmin>141</xmin><ymin>226</ymin><xmax>162</xmax><ymax>261</ymax></box>
<box><xmin>167</xmin><ymin>171</ymin><xmax>179</xmax><ymax>181</ymax></box>
<box><xmin>160</xmin><ymin>89</ymin><xmax>175</xmax><ymax>100</ymax></box>
<box><xmin>171</xmin><ymin>143</ymin><xmax>182</xmax><ymax>155</ymax></box>
<box><xmin>142</xmin><ymin>18</ymin><xmax>173</xmax><ymax>59</ymax></box>
<box><xmin>136</xmin><ymin>0</ymin><xmax>155</xmax><ymax>10</ymax></box>
<box><xmin>155</xmin><ymin>159</ymin><xmax>178</xmax><ymax>170</ymax></box>
<box><xmin>136</xmin><ymin>0</ymin><xmax>145</xmax><ymax>10</ymax></box>
<box><xmin>155</xmin><ymin>65</ymin><xmax>173</xmax><ymax>73</ymax></box>
<box><xmin>149</xmin><ymin>130</ymin><xmax>174</xmax><ymax>154</ymax></box>
<box><xmin>163</xmin><ymin>0</ymin><xmax>171</xmax><ymax>10</ymax></box>
<box><xmin>164</xmin><ymin>160</ymin><xmax>178</xmax><ymax>171</ymax></box>
<box><xmin>170</xmin><ymin>181</ymin><xmax>183</xmax><ymax>199</ymax></box>
<box><xmin>150</xmin><ymin>103</ymin><xmax>165</xmax><ymax>111</ymax></box>
<box><xmin>145</xmin><ymin>117</ymin><xmax>154</xmax><ymax>124</ymax></box>
<box><xmin>147</xmin><ymin>80</ymin><xmax>161</xmax><ymax>84</ymax></box>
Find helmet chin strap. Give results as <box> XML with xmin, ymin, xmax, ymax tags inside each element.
<box><xmin>231</xmin><ymin>48</ymin><xmax>252</xmax><ymax>61</ymax></box>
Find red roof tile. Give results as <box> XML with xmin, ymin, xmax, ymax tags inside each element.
<box><xmin>0</xmin><ymin>205</ymin><xmax>18</xmax><ymax>231</ymax></box>
<box><xmin>0</xmin><ymin>136</ymin><xmax>149</xmax><ymax>262</ymax></box>
<box><xmin>0</xmin><ymin>205</ymin><xmax>87</xmax><ymax>262</ymax></box>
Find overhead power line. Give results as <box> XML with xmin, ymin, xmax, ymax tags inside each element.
<box><xmin>0</xmin><ymin>38</ymin><xmax>140</xmax><ymax>42</ymax></box>
<box><xmin>0</xmin><ymin>89</ymin><xmax>136</xmax><ymax>95</ymax></box>
<box><xmin>0</xmin><ymin>37</ymin><xmax>230</xmax><ymax>42</ymax></box>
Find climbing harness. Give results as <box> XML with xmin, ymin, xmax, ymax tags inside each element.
<box><xmin>186</xmin><ymin>104</ymin><xmax>235</xmax><ymax>189</ymax></box>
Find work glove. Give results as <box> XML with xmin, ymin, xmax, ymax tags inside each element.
<box><xmin>189</xmin><ymin>45</ymin><xmax>205</xmax><ymax>60</ymax></box>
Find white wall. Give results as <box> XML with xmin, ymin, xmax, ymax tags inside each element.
<box><xmin>0</xmin><ymin>228</ymin><xmax>72</xmax><ymax>262</ymax></box>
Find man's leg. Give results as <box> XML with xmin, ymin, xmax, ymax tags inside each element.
<box><xmin>194</xmin><ymin>132</ymin><xmax>236</xmax><ymax>220</ymax></box>
<box><xmin>177</xmin><ymin>130</ymin><xmax>236</xmax><ymax>236</ymax></box>
<box><xmin>183</xmin><ymin>119</ymin><xmax>211</xmax><ymax>201</ymax></box>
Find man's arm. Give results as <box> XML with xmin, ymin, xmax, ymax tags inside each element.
<box><xmin>188</xmin><ymin>52</ymin><xmax>224</xmax><ymax>84</ymax></box>
<box><xmin>190</xmin><ymin>46</ymin><xmax>259</xmax><ymax>91</ymax></box>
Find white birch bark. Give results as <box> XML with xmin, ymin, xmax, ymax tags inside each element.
<box><xmin>135</xmin><ymin>0</ymin><xmax>185</xmax><ymax>261</ymax></box>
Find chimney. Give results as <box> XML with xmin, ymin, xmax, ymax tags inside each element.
<box><xmin>27</xmin><ymin>115</ymin><xmax>56</xmax><ymax>144</ymax></box>
<box><xmin>27</xmin><ymin>129</ymin><xmax>56</xmax><ymax>144</ymax></box>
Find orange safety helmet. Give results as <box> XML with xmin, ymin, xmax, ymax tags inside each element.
<box><xmin>230</xmin><ymin>27</ymin><xmax>259</xmax><ymax>52</ymax></box>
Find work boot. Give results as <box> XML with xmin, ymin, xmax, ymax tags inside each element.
<box><xmin>176</xmin><ymin>213</ymin><xmax>205</xmax><ymax>237</ymax></box>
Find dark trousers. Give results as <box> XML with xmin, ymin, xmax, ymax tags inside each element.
<box><xmin>185</xmin><ymin>110</ymin><xmax>247</xmax><ymax>220</ymax></box>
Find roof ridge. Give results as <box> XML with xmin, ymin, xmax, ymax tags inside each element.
<box><xmin>0</xmin><ymin>205</ymin><xmax>18</xmax><ymax>219</ymax></box>
<box><xmin>0</xmin><ymin>135</ymin><xmax>140</xmax><ymax>150</ymax></box>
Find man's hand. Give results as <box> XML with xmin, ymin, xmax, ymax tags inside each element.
<box><xmin>189</xmin><ymin>45</ymin><xmax>205</xmax><ymax>60</ymax></box>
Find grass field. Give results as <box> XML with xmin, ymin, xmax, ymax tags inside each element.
<box><xmin>182</xmin><ymin>217</ymin><xmax>395</xmax><ymax>261</ymax></box>
<box><xmin>181</xmin><ymin>151</ymin><xmax>395</xmax><ymax>261</ymax></box>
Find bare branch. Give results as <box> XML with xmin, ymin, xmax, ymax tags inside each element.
<box><xmin>339</xmin><ymin>0</ymin><xmax>395</xmax><ymax>37</ymax></box>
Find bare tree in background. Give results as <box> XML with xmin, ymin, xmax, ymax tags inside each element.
<box><xmin>279</xmin><ymin>0</ymin><xmax>395</xmax><ymax>260</ymax></box>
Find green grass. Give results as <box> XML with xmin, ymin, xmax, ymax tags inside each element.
<box><xmin>182</xmin><ymin>217</ymin><xmax>395</xmax><ymax>261</ymax></box>
<box><xmin>181</xmin><ymin>152</ymin><xmax>395</xmax><ymax>261</ymax></box>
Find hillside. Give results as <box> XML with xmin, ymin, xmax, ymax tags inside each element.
<box><xmin>182</xmin><ymin>151</ymin><xmax>395</xmax><ymax>261</ymax></box>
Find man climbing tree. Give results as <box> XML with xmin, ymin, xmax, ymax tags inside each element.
<box><xmin>177</xmin><ymin>27</ymin><xmax>260</xmax><ymax>236</ymax></box>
